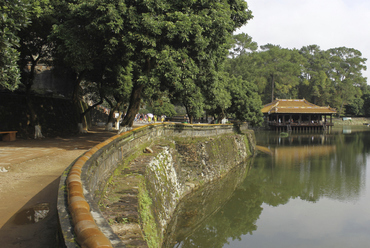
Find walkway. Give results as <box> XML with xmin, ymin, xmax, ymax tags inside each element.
<box><xmin>0</xmin><ymin>126</ymin><xmax>117</xmax><ymax>248</ymax></box>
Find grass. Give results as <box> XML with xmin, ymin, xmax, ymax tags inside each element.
<box><xmin>332</xmin><ymin>117</ymin><xmax>370</xmax><ymax>125</ymax></box>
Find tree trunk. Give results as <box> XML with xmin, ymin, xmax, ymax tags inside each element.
<box><xmin>338</xmin><ymin>100</ymin><xmax>345</xmax><ymax>117</ymax></box>
<box><xmin>271</xmin><ymin>74</ymin><xmax>275</xmax><ymax>102</ymax></box>
<box><xmin>72</xmin><ymin>72</ymin><xmax>88</xmax><ymax>132</ymax></box>
<box><xmin>105</xmin><ymin>96</ymin><xmax>124</xmax><ymax>130</ymax></box>
<box><xmin>24</xmin><ymin>58</ymin><xmax>44</xmax><ymax>139</ymax></box>
<box><xmin>183</xmin><ymin>105</ymin><xmax>191</xmax><ymax>124</ymax></box>
<box><xmin>121</xmin><ymin>83</ymin><xmax>144</xmax><ymax>127</ymax></box>
<box><xmin>72</xmin><ymin>72</ymin><xmax>85</xmax><ymax>105</ymax></box>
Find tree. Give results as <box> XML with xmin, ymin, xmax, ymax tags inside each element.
<box><xmin>103</xmin><ymin>64</ymin><xmax>133</xmax><ymax>130</ymax></box>
<box><xmin>229</xmin><ymin>33</ymin><xmax>258</xmax><ymax>58</ymax></box>
<box><xmin>254</xmin><ymin>44</ymin><xmax>306</xmax><ymax>103</ymax></box>
<box><xmin>299</xmin><ymin>45</ymin><xmax>332</xmax><ymax>105</ymax></box>
<box><xmin>204</xmin><ymin>72</ymin><xmax>232</xmax><ymax>123</ymax></box>
<box><xmin>345</xmin><ymin>96</ymin><xmax>364</xmax><ymax>116</ymax></box>
<box><xmin>51</xmin><ymin>0</ymin><xmax>132</xmax><ymax>130</ymax></box>
<box><xmin>0</xmin><ymin>0</ymin><xmax>30</xmax><ymax>90</ymax></box>
<box><xmin>362</xmin><ymin>92</ymin><xmax>370</xmax><ymax>117</ymax></box>
<box><xmin>17</xmin><ymin>0</ymin><xmax>56</xmax><ymax>138</ymax></box>
<box><xmin>120</xmin><ymin>0</ymin><xmax>253</xmax><ymax>126</ymax></box>
<box><xmin>147</xmin><ymin>96</ymin><xmax>177</xmax><ymax>118</ymax></box>
<box><xmin>226</xmin><ymin>76</ymin><xmax>263</xmax><ymax>126</ymax></box>
<box><xmin>326</xmin><ymin>47</ymin><xmax>367</xmax><ymax>116</ymax></box>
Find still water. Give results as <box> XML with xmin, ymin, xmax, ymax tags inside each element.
<box><xmin>165</xmin><ymin>126</ymin><xmax>370</xmax><ymax>248</ymax></box>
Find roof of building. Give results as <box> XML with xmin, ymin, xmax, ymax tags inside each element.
<box><xmin>261</xmin><ymin>99</ymin><xmax>337</xmax><ymax>114</ymax></box>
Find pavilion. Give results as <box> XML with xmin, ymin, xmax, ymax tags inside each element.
<box><xmin>261</xmin><ymin>99</ymin><xmax>337</xmax><ymax>132</ymax></box>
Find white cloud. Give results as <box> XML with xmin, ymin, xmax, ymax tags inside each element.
<box><xmin>237</xmin><ymin>0</ymin><xmax>370</xmax><ymax>81</ymax></box>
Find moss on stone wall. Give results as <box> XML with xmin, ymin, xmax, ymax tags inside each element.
<box><xmin>100</xmin><ymin>130</ymin><xmax>255</xmax><ymax>248</ymax></box>
<box><xmin>138</xmin><ymin>179</ymin><xmax>162</xmax><ymax>248</ymax></box>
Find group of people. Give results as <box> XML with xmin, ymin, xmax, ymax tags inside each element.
<box><xmin>134</xmin><ymin>113</ymin><xmax>166</xmax><ymax>123</ymax></box>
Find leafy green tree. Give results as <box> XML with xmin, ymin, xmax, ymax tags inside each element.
<box><xmin>148</xmin><ymin>97</ymin><xmax>177</xmax><ymax>118</ymax></box>
<box><xmin>299</xmin><ymin>45</ymin><xmax>332</xmax><ymax>105</ymax></box>
<box><xmin>326</xmin><ymin>47</ymin><xmax>367</xmax><ymax>116</ymax></box>
<box><xmin>345</xmin><ymin>96</ymin><xmax>364</xmax><ymax>116</ymax></box>
<box><xmin>226</xmin><ymin>76</ymin><xmax>263</xmax><ymax>126</ymax></box>
<box><xmin>362</xmin><ymin>92</ymin><xmax>370</xmax><ymax>116</ymax></box>
<box><xmin>254</xmin><ymin>44</ymin><xmax>306</xmax><ymax>103</ymax></box>
<box><xmin>51</xmin><ymin>0</ymin><xmax>133</xmax><ymax>131</ymax></box>
<box><xmin>224</xmin><ymin>33</ymin><xmax>258</xmax><ymax>88</ymax></box>
<box><xmin>120</xmin><ymin>0</ymin><xmax>252</xmax><ymax>126</ymax></box>
<box><xmin>51</xmin><ymin>0</ymin><xmax>131</xmax><ymax>103</ymax></box>
<box><xmin>229</xmin><ymin>33</ymin><xmax>258</xmax><ymax>58</ymax></box>
<box><xmin>52</xmin><ymin>0</ymin><xmax>251</xmax><ymax>127</ymax></box>
<box><xmin>15</xmin><ymin>0</ymin><xmax>57</xmax><ymax>137</ymax></box>
<box><xmin>204</xmin><ymin>72</ymin><xmax>232</xmax><ymax>122</ymax></box>
<box><xmin>100</xmin><ymin>64</ymin><xmax>133</xmax><ymax>129</ymax></box>
<box><xmin>204</xmin><ymin>71</ymin><xmax>263</xmax><ymax>126</ymax></box>
<box><xmin>18</xmin><ymin>0</ymin><xmax>55</xmax><ymax>92</ymax></box>
<box><xmin>0</xmin><ymin>0</ymin><xmax>30</xmax><ymax>90</ymax></box>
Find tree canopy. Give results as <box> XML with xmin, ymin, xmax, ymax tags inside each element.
<box><xmin>225</xmin><ymin>35</ymin><xmax>368</xmax><ymax>117</ymax></box>
<box><xmin>2</xmin><ymin>0</ymin><xmax>370</xmax><ymax>138</ymax></box>
<box><xmin>0</xmin><ymin>0</ymin><xmax>30</xmax><ymax>90</ymax></box>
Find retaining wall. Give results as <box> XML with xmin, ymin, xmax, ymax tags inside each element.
<box><xmin>57</xmin><ymin>123</ymin><xmax>254</xmax><ymax>248</ymax></box>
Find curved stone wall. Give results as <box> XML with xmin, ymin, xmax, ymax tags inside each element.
<box><xmin>57</xmin><ymin>123</ymin><xmax>254</xmax><ymax>248</ymax></box>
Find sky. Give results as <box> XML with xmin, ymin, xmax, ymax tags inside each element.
<box><xmin>237</xmin><ymin>0</ymin><xmax>370</xmax><ymax>82</ymax></box>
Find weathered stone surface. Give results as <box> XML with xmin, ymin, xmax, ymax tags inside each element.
<box><xmin>58</xmin><ymin>123</ymin><xmax>256</xmax><ymax>248</ymax></box>
<box><xmin>101</xmin><ymin>132</ymin><xmax>254</xmax><ymax>247</ymax></box>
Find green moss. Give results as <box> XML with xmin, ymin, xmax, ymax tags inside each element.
<box><xmin>108</xmin><ymin>195</ymin><xmax>120</xmax><ymax>203</ymax></box>
<box><xmin>138</xmin><ymin>179</ymin><xmax>162</xmax><ymax>248</ymax></box>
<box><xmin>108</xmin><ymin>219</ymin><xmax>115</xmax><ymax>225</ymax></box>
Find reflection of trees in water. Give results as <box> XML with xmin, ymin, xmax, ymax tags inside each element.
<box><xmin>256</xmin><ymin>131</ymin><xmax>367</xmax><ymax>203</ymax></box>
<box><xmin>162</xmin><ymin>160</ymin><xmax>253</xmax><ymax>248</ymax></box>
<box><xmin>166</xmin><ymin>174</ymin><xmax>263</xmax><ymax>248</ymax></box>
<box><xmin>165</xmin><ymin>131</ymin><xmax>369</xmax><ymax>248</ymax></box>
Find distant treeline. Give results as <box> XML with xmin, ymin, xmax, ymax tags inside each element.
<box><xmin>225</xmin><ymin>34</ymin><xmax>368</xmax><ymax>117</ymax></box>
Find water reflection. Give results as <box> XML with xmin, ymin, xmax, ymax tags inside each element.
<box><xmin>165</xmin><ymin>130</ymin><xmax>370</xmax><ymax>248</ymax></box>
<box><xmin>13</xmin><ymin>203</ymin><xmax>50</xmax><ymax>225</ymax></box>
<box><xmin>163</xmin><ymin>160</ymin><xmax>252</xmax><ymax>247</ymax></box>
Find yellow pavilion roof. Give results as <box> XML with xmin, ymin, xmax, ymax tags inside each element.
<box><xmin>261</xmin><ymin>99</ymin><xmax>336</xmax><ymax>114</ymax></box>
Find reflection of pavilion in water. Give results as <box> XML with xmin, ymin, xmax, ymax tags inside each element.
<box><xmin>264</xmin><ymin>133</ymin><xmax>336</xmax><ymax>147</ymax></box>
<box><xmin>257</xmin><ymin>133</ymin><xmax>337</xmax><ymax>167</ymax></box>
<box><xmin>257</xmin><ymin>144</ymin><xmax>336</xmax><ymax>166</ymax></box>
<box><xmin>273</xmin><ymin>145</ymin><xmax>336</xmax><ymax>166</ymax></box>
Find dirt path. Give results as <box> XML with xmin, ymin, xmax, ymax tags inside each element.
<box><xmin>0</xmin><ymin>127</ymin><xmax>117</xmax><ymax>248</ymax></box>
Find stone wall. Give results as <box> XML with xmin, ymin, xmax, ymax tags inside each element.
<box><xmin>57</xmin><ymin>123</ymin><xmax>255</xmax><ymax>248</ymax></box>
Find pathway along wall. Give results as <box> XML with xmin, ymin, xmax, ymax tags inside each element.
<box><xmin>57</xmin><ymin>123</ymin><xmax>255</xmax><ymax>248</ymax></box>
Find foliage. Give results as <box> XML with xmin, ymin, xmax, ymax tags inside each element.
<box><xmin>254</xmin><ymin>44</ymin><xmax>306</xmax><ymax>102</ymax></box>
<box><xmin>148</xmin><ymin>97</ymin><xmax>177</xmax><ymax>117</ymax></box>
<box><xmin>226</xmin><ymin>34</ymin><xmax>368</xmax><ymax>117</ymax></box>
<box><xmin>17</xmin><ymin>0</ymin><xmax>56</xmax><ymax>92</ymax></box>
<box><xmin>229</xmin><ymin>33</ymin><xmax>258</xmax><ymax>58</ymax></box>
<box><xmin>362</xmin><ymin>92</ymin><xmax>370</xmax><ymax>117</ymax></box>
<box><xmin>227</xmin><ymin>76</ymin><xmax>264</xmax><ymax>126</ymax></box>
<box><xmin>205</xmin><ymin>72</ymin><xmax>263</xmax><ymax>126</ymax></box>
<box><xmin>299</xmin><ymin>45</ymin><xmax>331</xmax><ymax>105</ymax></box>
<box><xmin>345</xmin><ymin>97</ymin><xmax>364</xmax><ymax>116</ymax></box>
<box><xmin>118</xmin><ymin>0</ymin><xmax>253</xmax><ymax>125</ymax></box>
<box><xmin>0</xmin><ymin>0</ymin><xmax>30</xmax><ymax>90</ymax></box>
<box><xmin>326</xmin><ymin>47</ymin><xmax>367</xmax><ymax>116</ymax></box>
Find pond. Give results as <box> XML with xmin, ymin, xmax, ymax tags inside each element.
<box><xmin>164</xmin><ymin>126</ymin><xmax>370</xmax><ymax>248</ymax></box>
